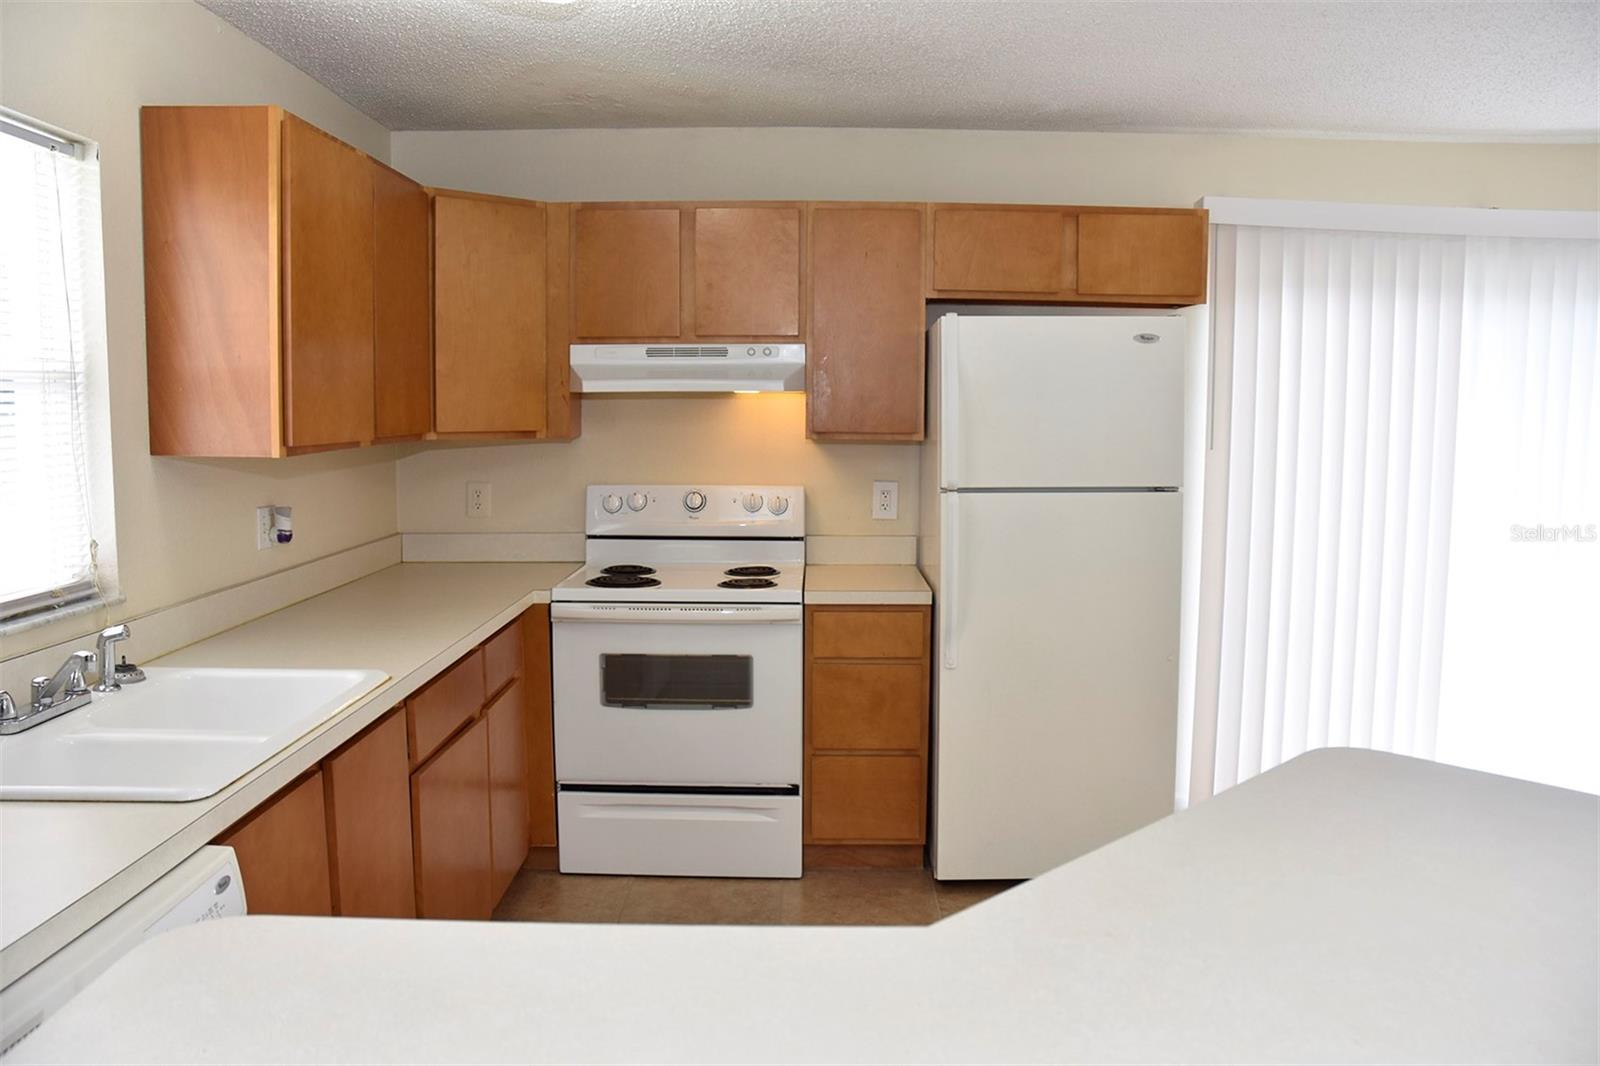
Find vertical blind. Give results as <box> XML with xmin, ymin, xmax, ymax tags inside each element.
<box><xmin>0</xmin><ymin>124</ymin><xmax>102</xmax><ymax>620</ymax></box>
<box><xmin>1187</xmin><ymin>219</ymin><xmax>1600</xmax><ymax>803</ymax></box>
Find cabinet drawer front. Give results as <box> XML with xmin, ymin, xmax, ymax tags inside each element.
<box><xmin>1077</xmin><ymin>212</ymin><xmax>1206</xmax><ymax>298</ymax></box>
<box><xmin>932</xmin><ymin>208</ymin><xmax>1069</xmax><ymax>294</ymax></box>
<box><xmin>407</xmin><ymin>648</ymin><xmax>485</xmax><ymax>765</ymax></box>
<box><xmin>810</xmin><ymin>662</ymin><xmax>925</xmax><ymax>750</ymax></box>
<box><xmin>810</xmin><ymin>609</ymin><xmax>926</xmax><ymax>660</ymax></box>
<box><xmin>809</xmin><ymin>755</ymin><xmax>924</xmax><ymax>843</ymax></box>
<box><xmin>483</xmin><ymin>621</ymin><xmax>524</xmax><ymax>697</ymax></box>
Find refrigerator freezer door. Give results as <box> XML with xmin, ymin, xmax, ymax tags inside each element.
<box><xmin>931</xmin><ymin>489</ymin><xmax>1180</xmax><ymax>880</ymax></box>
<box><xmin>934</xmin><ymin>314</ymin><xmax>1184</xmax><ymax>490</ymax></box>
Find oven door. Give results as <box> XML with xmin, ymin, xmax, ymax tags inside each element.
<box><xmin>552</xmin><ymin>603</ymin><xmax>802</xmax><ymax>786</ymax></box>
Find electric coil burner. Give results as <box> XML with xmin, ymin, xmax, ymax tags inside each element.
<box><xmin>551</xmin><ymin>485</ymin><xmax>807</xmax><ymax>879</ymax></box>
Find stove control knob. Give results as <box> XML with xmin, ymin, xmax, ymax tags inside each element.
<box><xmin>741</xmin><ymin>492</ymin><xmax>764</xmax><ymax>514</ymax></box>
<box><xmin>601</xmin><ymin>493</ymin><xmax>624</xmax><ymax>514</ymax></box>
<box><xmin>683</xmin><ymin>490</ymin><xmax>707</xmax><ymax>513</ymax></box>
<box><xmin>627</xmin><ymin>492</ymin><xmax>649</xmax><ymax>512</ymax></box>
<box><xmin>767</xmin><ymin>495</ymin><xmax>789</xmax><ymax>516</ymax></box>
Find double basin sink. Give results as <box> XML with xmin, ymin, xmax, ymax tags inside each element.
<box><xmin>0</xmin><ymin>667</ymin><xmax>387</xmax><ymax>802</ymax></box>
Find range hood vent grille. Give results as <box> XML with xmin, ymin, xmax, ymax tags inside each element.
<box><xmin>644</xmin><ymin>346</ymin><xmax>731</xmax><ymax>358</ymax></box>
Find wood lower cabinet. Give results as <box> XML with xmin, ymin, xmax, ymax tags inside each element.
<box><xmin>372</xmin><ymin>161</ymin><xmax>433</xmax><ymax>440</ymax></box>
<box><xmin>218</xmin><ymin>771</ymin><xmax>333</xmax><ymax>916</ymax></box>
<box><xmin>523</xmin><ymin>606</ymin><xmax>558</xmax><ymax>849</ymax></box>
<box><xmin>406</xmin><ymin>648</ymin><xmax>485</xmax><ymax>767</ymax></box>
<box><xmin>486</xmin><ymin>679</ymin><xmax>530</xmax><ymax>899</ymax></box>
<box><xmin>325</xmin><ymin>708</ymin><xmax>416</xmax><ymax>918</ymax></box>
<box><xmin>433</xmin><ymin>191</ymin><xmax>549</xmax><ymax>435</ymax></box>
<box><xmin>804</xmin><ymin>606</ymin><xmax>932</xmax><ymax>859</ymax></box>
<box><xmin>807</xmin><ymin>204</ymin><xmax>925</xmax><ymax>441</ymax></box>
<box><xmin>411</xmin><ymin>716</ymin><xmax>494</xmax><ymax>920</ymax></box>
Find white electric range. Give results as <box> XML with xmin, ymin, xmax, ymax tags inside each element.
<box><xmin>551</xmin><ymin>485</ymin><xmax>805</xmax><ymax>878</ymax></box>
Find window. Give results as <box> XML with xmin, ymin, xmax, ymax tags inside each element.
<box><xmin>1182</xmin><ymin>198</ymin><xmax>1599</xmax><ymax>803</ymax></box>
<box><xmin>0</xmin><ymin>113</ymin><xmax>112</xmax><ymax>625</ymax></box>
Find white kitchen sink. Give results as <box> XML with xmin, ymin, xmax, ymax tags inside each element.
<box><xmin>0</xmin><ymin>667</ymin><xmax>387</xmax><ymax>802</ymax></box>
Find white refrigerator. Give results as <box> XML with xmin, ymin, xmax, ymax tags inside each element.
<box><xmin>920</xmin><ymin>313</ymin><xmax>1184</xmax><ymax>880</ymax></box>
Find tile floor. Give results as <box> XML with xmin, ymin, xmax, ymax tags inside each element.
<box><xmin>493</xmin><ymin>868</ymin><xmax>1017</xmax><ymax>926</ymax></box>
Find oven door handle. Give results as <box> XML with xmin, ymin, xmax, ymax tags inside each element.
<box><xmin>551</xmin><ymin>603</ymin><xmax>802</xmax><ymax>624</ymax></box>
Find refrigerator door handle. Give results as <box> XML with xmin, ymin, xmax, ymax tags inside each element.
<box><xmin>941</xmin><ymin>493</ymin><xmax>959</xmax><ymax>669</ymax></box>
<box><xmin>941</xmin><ymin>319</ymin><xmax>959</xmax><ymax>490</ymax></box>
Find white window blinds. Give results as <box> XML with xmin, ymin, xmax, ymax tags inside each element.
<box><xmin>0</xmin><ymin>122</ymin><xmax>104</xmax><ymax>621</ymax></box>
<box><xmin>1186</xmin><ymin>207</ymin><xmax>1600</xmax><ymax>803</ymax></box>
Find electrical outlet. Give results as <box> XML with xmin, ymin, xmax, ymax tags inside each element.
<box><xmin>466</xmin><ymin>482</ymin><xmax>492</xmax><ymax>518</ymax></box>
<box><xmin>256</xmin><ymin>505</ymin><xmax>276</xmax><ymax>550</ymax></box>
<box><xmin>872</xmin><ymin>480</ymin><xmax>899</xmax><ymax>521</ymax></box>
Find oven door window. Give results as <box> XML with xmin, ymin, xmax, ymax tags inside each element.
<box><xmin>600</xmin><ymin>654</ymin><xmax>754</xmax><ymax>709</ymax></box>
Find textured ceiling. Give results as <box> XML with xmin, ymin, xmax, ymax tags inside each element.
<box><xmin>200</xmin><ymin>0</ymin><xmax>1599</xmax><ymax>138</ymax></box>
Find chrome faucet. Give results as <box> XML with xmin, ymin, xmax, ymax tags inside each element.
<box><xmin>0</xmin><ymin>650</ymin><xmax>96</xmax><ymax>736</ymax></box>
<box><xmin>94</xmin><ymin>624</ymin><xmax>132</xmax><ymax>692</ymax></box>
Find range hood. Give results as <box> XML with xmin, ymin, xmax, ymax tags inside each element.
<box><xmin>569</xmin><ymin>343</ymin><xmax>806</xmax><ymax>393</ymax></box>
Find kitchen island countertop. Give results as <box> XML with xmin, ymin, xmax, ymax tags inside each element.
<box><xmin>12</xmin><ymin>749</ymin><xmax>1596</xmax><ymax>1065</ymax></box>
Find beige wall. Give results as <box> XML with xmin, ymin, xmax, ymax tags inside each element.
<box><xmin>391</xmin><ymin>127</ymin><xmax>1598</xmax><ymax>540</ymax></box>
<box><xmin>0</xmin><ymin>0</ymin><xmax>399</xmax><ymax>659</ymax></box>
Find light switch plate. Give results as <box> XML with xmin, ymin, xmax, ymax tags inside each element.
<box><xmin>467</xmin><ymin>482</ymin><xmax>492</xmax><ymax>518</ymax></box>
<box><xmin>872</xmin><ymin>481</ymin><xmax>898</xmax><ymax>521</ymax></box>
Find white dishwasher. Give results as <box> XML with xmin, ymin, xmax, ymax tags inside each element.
<box><xmin>0</xmin><ymin>845</ymin><xmax>246</xmax><ymax>1056</ymax></box>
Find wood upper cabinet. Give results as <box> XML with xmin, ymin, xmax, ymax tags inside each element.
<box><xmin>693</xmin><ymin>207</ymin><xmax>801</xmax><ymax>337</ymax></box>
<box><xmin>433</xmin><ymin>191</ymin><xmax>548</xmax><ymax>434</ymax></box>
<box><xmin>411</xmin><ymin>716</ymin><xmax>494</xmax><ymax>920</ymax></box>
<box><xmin>142</xmin><ymin>106</ymin><xmax>438</xmax><ymax>456</ymax></box>
<box><xmin>486</xmin><ymin>679</ymin><xmax>531</xmax><ymax>899</ymax></box>
<box><xmin>372</xmin><ymin>161</ymin><xmax>432</xmax><ymax>440</ymax></box>
<box><xmin>573</xmin><ymin>206</ymin><xmax>682</xmax><ymax>339</ymax></box>
<box><xmin>281</xmin><ymin>114</ymin><xmax>375</xmax><ymax>450</ymax></box>
<box><xmin>1077</xmin><ymin>210</ymin><xmax>1208</xmax><ymax>301</ymax></box>
<box><xmin>929</xmin><ymin>205</ymin><xmax>1075</xmax><ymax>296</ymax></box>
<box><xmin>807</xmin><ymin>204</ymin><xmax>925</xmax><ymax>441</ymax></box>
<box><xmin>218</xmin><ymin>771</ymin><xmax>333</xmax><ymax>916</ymax></box>
<box><xmin>325</xmin><ymin>708</ymin><xmax>416</xmax><ymax>919</ymax></box>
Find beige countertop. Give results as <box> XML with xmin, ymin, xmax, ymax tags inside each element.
<box><xmin>803</xmin><ymin>565</ymin><xmax>931</xmax><ymax>605</ymax></box>
<box><xmin>13</xmin><ymin>751</ymin><xmax>1596</xmax><ymax>1064</ymax></box>
<box><xmin>0</xmin><ymin>562</ymin><xmax>578</xmax><ymax>988</ymax></box>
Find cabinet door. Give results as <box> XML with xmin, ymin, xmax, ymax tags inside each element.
<box><xmin>1077</xmin><ymin>211</ymin><xmax>1207</xmax><ymax>300</ymax></box>
<box><xmin>412</xmin><ymin>716</ymin><xmax>493</xmax><ymax>920</ymax></box>
<box><xmin>486</xmin><ymin>679</ymin><xmax>530</xmax><ymax>902</ymax></box>
<box><xmin>808</xmin><ymin>206</ymin><xmax>924</xmax><ymax>439</ymax></box>
<box><xmin>433</xmin><ymin>193</ymin><xmax>548</xmax><ymax>434</ymax></box>
<box><xmin>326</xmin><ymin>709</ymin><xmax>416</xmax><ymax>918</ymax></box>
<box><xmin>929</xmin><ymin>206</ymin><xmax>1073</xmax><ymax>295</ymax></box>
<box><xmin>693</xmin><ymin>206</ymin><xmax>800</xmax><ymax>337</ymax></box>
<box><xmin>218</xmin><ymin>771</ymin><xmax>333</xmax><ymax>916</ymax></box>
<box><xmin>372</xmin><ymin>162</ymin><xmax>432</xmax><ymax>440</ymax></box>
<box><xmin>523</xmin><ymin>606</ymin><xmax>557</xmax><ymax>848</ymax></box>
<box><xmin>573</xmin><ymin>207</ymin><xmax>681</xmax><ymax>339</ymax></box>
<box><xmin>281</xmin><ymin>113</ymin><xmax>374</xmax><ymax>449</ymax></box>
